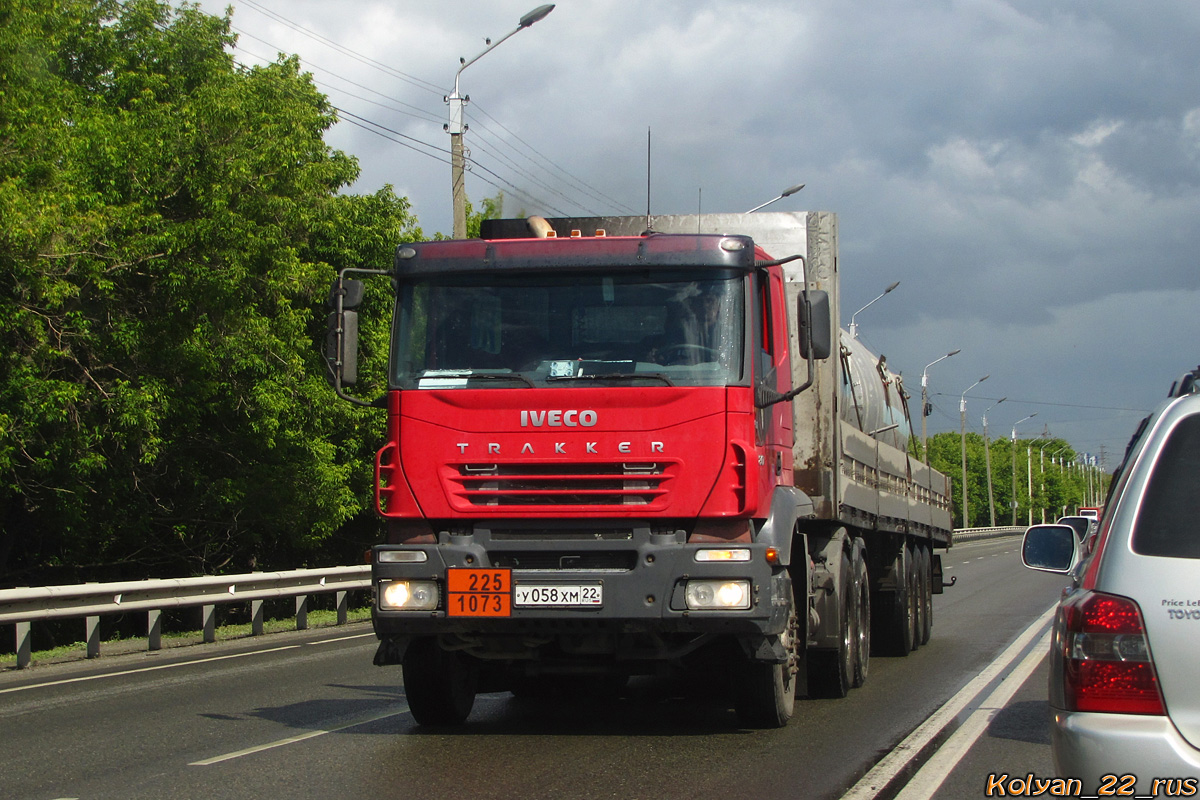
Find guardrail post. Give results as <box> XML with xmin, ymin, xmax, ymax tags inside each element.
<box><xmin>336</xmin><ymin>590</ymin><xmax>348</xmax><ymax>625</ymax></box>
<box><xmin>16</xmin><ymin>621</ymin><xmax>31</xmax><ymax>669</ymax></box>
<box><xmin>202</xmin><ymin>605</ymin><xmax>216</xmax><ymax>643</ymax></box>
<box><xmin>148</xmin><ymin>609</ymin><xmax>162</xmax><ymax>651</ymax></box>
<box><xmin>295</xmin><ymin>595</ymin><xmax>308</xmax><ymax>631</ymax></box>
<box><xmin>86</xmin><ymin>616</ymin><xmax>100</xmax><ymax>659</ymax></box>
<box><xmin>251</xmin><ymin>599</ymin><xmax>264</xmax><ymax>636</ymax></box>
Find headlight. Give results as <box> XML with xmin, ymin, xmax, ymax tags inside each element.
<box><xmin>685</xmin><ymin>579</ymin><xmax>751</xmax><ymax>610</ymax></box>
<box><xmin>379</xmin><ymin>580</ymin><xmax>439</xmax><ymax>611</ymax></box>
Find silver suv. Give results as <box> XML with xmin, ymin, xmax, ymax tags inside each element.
<box><xmin>1022</xmin><ymin>369</ymin><xmax>1200</xmax><ymax>794</ymax></box>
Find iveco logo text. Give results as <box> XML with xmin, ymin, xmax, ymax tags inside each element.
<box><xmin>520</xmin><ymin>409</ymin><xmax>598</xmax><ymax>427</ymax></box>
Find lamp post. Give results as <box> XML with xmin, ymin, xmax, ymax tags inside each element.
<box><xmin>958</xmin><ymin>374</ymin><xmax>989</xmax><ymax>528</ymax></box>
<box><xmin>1010</xmin><ymin>413</ymin><xmax>1037</xmax><ymax>525</ymax></box>
<box><xmin>1046</xmin><ymin>443</ymin><xmax>1070</xmax><ymax>518</ymax></box>
<box><xmin>746</xmin><ymin>182</ymin><xmax>805</xmax><ymax>213</ymax></box>
<box><xmin>920</xmin><ymin>348</ymin><xmax>960</xmax><ymax>463</ymax></box>
<box><xmin>981</xmin><ymin>396</ymin><xmax>1006</xmax><ymax>526</ymax></box>
<box><xmin>447</xmin><ymin>4</ymin><xmax>555</xmax><ymax>239</ymax></box>
<box><xmin>848</xmin><ymin>281</ymin><xmax>900</xmax><ymax>340</ymax></box>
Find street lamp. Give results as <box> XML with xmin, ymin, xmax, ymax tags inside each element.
<box><xmin>981</xmin><ymin>396</ymin><xmax>1006</xmax><ymax>526</ymax></box>
<box><xmin>958</xmin><ymin>374</ymin><xmax>989</xmax><ymax>528</ymax></box>
<box><xmin>848</xmin><ymin>281</ymin><xmax>900</xmax><ymax>340</ymax></box>
<box><xmin>746</xmin><ymin>182</ymin><xmax>805</xmax><ymax>213</ymax></box>
<box><xmin>446</xmin><ymin>4</ymin><xmax>555</xmax><ymax>239</ymax></box>
<box><xmin>1010</xmin><ymin>413</ymin><xmax>1037</xmax><ymax>525</ymax></box>
<box><xmin>920</xmin><ymin>348</ymin><xmax>960</xmax><ymax>463</ymax></box>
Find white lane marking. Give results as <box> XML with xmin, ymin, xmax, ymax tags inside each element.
<box><xmin>189</xmin><ymin>704</ymin><xmax>411</xmax><ymax>765</ymax></box>
<box><xmin>839</xmin><ymin>604</ymin><xmax>1056</xmax><ymax>800</ymax></box>
<box><xmin>894</xmin><ymin>629</ymin><xmax>1053</xmax><ymax>800</ymax></box>
<box><xmin>0</xmin><ymin>634</ymin><xmax>374</xmax><ymax>696</ymax></box>
<box><xmin>0</xmin><ymin>645</ymin><xmax>302</xmax><ymax>695</ymax></box>
<box><xmin>305</xmin><ymin>633</ymin><xmax>375</xmax><ymax>646</ymax></box>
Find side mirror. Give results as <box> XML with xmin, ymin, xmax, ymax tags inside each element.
<box><xmin>324</xmin><ymin>277</ymin><xmax>362</xmax><ymax>387</ymax></box>
<box><xmin>325</xmin><ymin>310</ymin><xmax>358</xmax><ymax>386</ymax></box>
<box><xmin>1021</xmin><ymin>524</ymin><xmax>1080</xmax><ymax>574</ymax></box>
<box><xmin>328</xmin><ymin>278</ymin><xmax>365</xmax><ymax>310</ymax></box>
<box><xmin>798</xmin><ymin>290</ymin><xmax>831</xmax><ymax>360</ymax></box>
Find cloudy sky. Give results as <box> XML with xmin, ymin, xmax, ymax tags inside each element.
<box><xmin>198</xmin><ymin>0</ymin><xmax>1200</xmax><ymax>471</ymax></box>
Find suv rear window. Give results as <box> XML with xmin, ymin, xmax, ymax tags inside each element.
<box><xmin>1131</xmin><ymin>413</ymin><xmax>1200</xmax><ymax>558</ymax></box>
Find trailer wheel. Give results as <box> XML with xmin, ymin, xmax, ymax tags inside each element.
<box><xmin>402</xmin><ymin>637</ymin><xmax>478</xmax><ymax>726</ymax></box>
<box><xmin>808</xmin><ymin>555</ymin><xmax>854</xmax><ymax>698</ymax></box>
<box><xmin>733</xmin><ymin>585</ymin><xmax>799</xmax><ymax>728</ymax></box>
<box><xmin>918</xmin><ymin>545</ymin><xmax>933</xmax><ymax>646</ymax></box>
<box><xmin>910</xmin><ymin>544</ymin><xmax>924</xmax><ymax>651</ymax></box>
<box><xmin>852</xmin><ymin>547</ymin><xmax>870</xmax><ymax>687</ymax></box>
<box><xmin>873</xmin><ymin>543</ymin><xmax>915</xmax><ymax>656</ymax></box>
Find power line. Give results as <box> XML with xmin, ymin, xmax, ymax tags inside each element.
<box><xmin>470</xmin><ymin>102</ymin><xmax>639</xmax><ymax>215</ymax></box>
<box><xmin>231</xmin><ymin>1</ymin><xmax>627</xmax><ymax>216</ymax></box>
<box><xmin>234</xmin><ymin>0</ymin><xmax>446</xmax><ymax>97</ymax></box>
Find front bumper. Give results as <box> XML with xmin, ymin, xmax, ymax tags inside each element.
<box><xmin>1052</xmin><ymin>709</ymin><xmax>1200</xmax><ymax>795</ymax></box>
<box><xmin>371</xmin><ymin>527</ymin><xmax>790</xmax><ymax>646</ymax></box>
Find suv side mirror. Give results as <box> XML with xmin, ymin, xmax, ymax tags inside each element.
<box><xmin>798</xmin><ymin>290</ymin><xmax>831</xmax><ymax>360</ymax></box>
<box><xmin>1021</xmin><ymin>524</ymin><xmax>1080</xmax><ymax>573</ymax></box>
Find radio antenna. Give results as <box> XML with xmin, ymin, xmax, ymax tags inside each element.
<box><xmin>645</xmin><ymin>127</ymin><xmax>652</xmax><ymax>232</ymax></box>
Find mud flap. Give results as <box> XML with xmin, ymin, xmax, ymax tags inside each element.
<box><xmin>374</xmin><ymin>636</ymin><xmax>411</xmax><ymax>666</ymax></box>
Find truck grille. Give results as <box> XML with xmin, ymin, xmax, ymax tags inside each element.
<box><xmin>449</xmin><ymin>462</ymin><xmax>675</xmax><ymax>508</ymax></box>
<box><xmin>489</xmin><ymin>550</ymin><xmax>637</xmax><ymax>571</ymax></box>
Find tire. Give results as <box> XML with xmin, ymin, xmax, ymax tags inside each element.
<box><xmin>808</xmin><ymin>555</ymin><xmax>854</xmax><ymax>699</ymax></box>
<box><xmin>873</xmin><ymin>543</ymin><xmax>915</xmax><ymax>657</ymax></box>
<box><xmin>918</xmin><ymin>545</ymin><xmax>933</xmax><ymax>646</ymax></box>
<box><xmin>733</xmin><ymin>583</ymin><xmax>800</xmax><ymax>728</ymax></box>
<box><xmin>908</xmin><ymin>544</ymin><xmax>922</xmax><ymax>652</ymax></box>
<box><xmin>852</xmin><ymin>547</ymin><xmax>870</xmax><ymax>687</ymax></box>
<box><xmin>403</xmin><ymin>637</ymin><xmax>478</xmax><ymax>726</ymax></box>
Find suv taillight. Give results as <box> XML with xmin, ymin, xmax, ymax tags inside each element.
<box><xmin>1061</xmin><ymin>591</ymin><xmax>1165</xmax><ymax>715</ymax></box>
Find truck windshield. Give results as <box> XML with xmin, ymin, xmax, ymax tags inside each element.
<box><xmin>391</xmin><ymin>269</ymin><xmax>744</xmax><ymax>389</ymax></box>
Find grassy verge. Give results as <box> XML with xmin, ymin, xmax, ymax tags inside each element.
<box><xmin>1</xmin><ymin>606</ymin><xmax>374</xmax><ymax>667</ymax></box>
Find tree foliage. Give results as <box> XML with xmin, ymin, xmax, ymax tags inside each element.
<box><xmin>1</xmin><ymin>0</ymin><xmax>421</xmax><ymax>584</ymax></box>
<box><xmin>925</xmin><ymin>433</ymin><xmax>1107</xmax><ymax>528</ymax></box>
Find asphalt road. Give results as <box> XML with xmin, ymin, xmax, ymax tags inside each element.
<box><xmin>0</xmin><ymin>535</ymin><xmax>1069</xmax><ymax>800</ymax></box>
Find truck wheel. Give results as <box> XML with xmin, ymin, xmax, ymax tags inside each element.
<box><xmin>918</xmin><ymin>545</ymin><xmax>933</xmax><ymax>645</ymax></box>
<box><xmin>910</xmin><ymin>544</ymin><xmax>923</xmax><ymax>651</ymax></box>
<box><xmin>733</xmin><ymin>585</ymin><xmax>800</xmax><ymax>728</ymax></box>
<box><xmin>402</xmin><ymin>637</ymin><xmax>478</xmax><ymax>726</ymax></box>
<box><xmin>852</xmin><ymin>548</ymin><xmax>870</xmax><ymax>687</ymax></box>
<box><xmin>873</xmin><ymin>543</ymin><xmax>915</xmax><ymax>656</ymax></box>
<box><xmin>808</xmin><ymin>556</ymin><xmax>854</xmax><ymax>699</ymax></box>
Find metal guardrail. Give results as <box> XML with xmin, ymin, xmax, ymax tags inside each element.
<box><xmin>1</xmin><ymin>566</ymin><xmax>371</xmax><ymax>670</ymax></box>
<box><xmin>953</xmin><ymin>526</ymin><xmax>1025</xmax><ymax>543</ymax></box>
<box><xmin>3</xmin><ymin>529</ymin><xmax>1028</xmax><ymax>671</ymax></box>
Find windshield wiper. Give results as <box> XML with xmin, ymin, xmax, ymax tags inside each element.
<box><xmin>461</xmin><ymin>373</ymin><xmax>537</xmax><ymax>387</ymax></box>
<box><xmin>547</xmin><ymin>373</ymin><xmax>676</xmax><ymax>387</ymax></box>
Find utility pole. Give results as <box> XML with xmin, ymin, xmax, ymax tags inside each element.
<box><xmin>958</xmin><ymin>375</ymin><xmax>988</xmax><ymax>527</ymax></box>
<box><xmin>982</xmin><ymin>397</ymin><xmax>1005</xmax><ymax>526</ymax></box>
<box><xmin>446</xmin><ymin>5</ymin><xmax>555</xmax><ymax>239</ymax></box>
<box><xmin>921</xmin><ymin>349</ymin><xmax>960</xmax><ymax>463</ymax></box>
<box><xmin>1010</xmin><ymin>414</ymin><xmax>1037</xmax><ymax>525</ymax></box>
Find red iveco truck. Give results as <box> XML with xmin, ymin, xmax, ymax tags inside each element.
<box><xmin>325</xmin><ymin>211</ymin><xmax>953</xmax><ymax>728</ymax></box>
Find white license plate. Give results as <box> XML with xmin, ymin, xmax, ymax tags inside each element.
<box><xmin>514</xmin><ymin>584</ymin><xmax>603</xmax><ymax>607</ymax></box>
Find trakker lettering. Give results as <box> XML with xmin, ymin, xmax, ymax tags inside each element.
<box><xmin>455</xmin><ymin>441</ymin><xmax>664</xmax><ymax>454</ymax></box>
<box><xmin>521</xmin><ymin>410</ymin><xmax>598</xmax><ymax>427</ymax></box>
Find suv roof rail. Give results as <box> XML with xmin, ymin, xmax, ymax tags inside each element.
<box><xmin>1168</xmin><ymin>365</ymin><xmax>1200</xmax><ymax>397</ymax></box>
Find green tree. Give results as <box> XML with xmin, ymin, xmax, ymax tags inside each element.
<box><xmin>1</xmin><ymin>0</ymin><xmax>420</xmax><ymax>584</ymax></box>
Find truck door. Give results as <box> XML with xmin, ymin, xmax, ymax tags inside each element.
<box><xmin>754</xmin><ymin>268</ymin><xmax>795</xmax><ymax>487</ymax></box>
